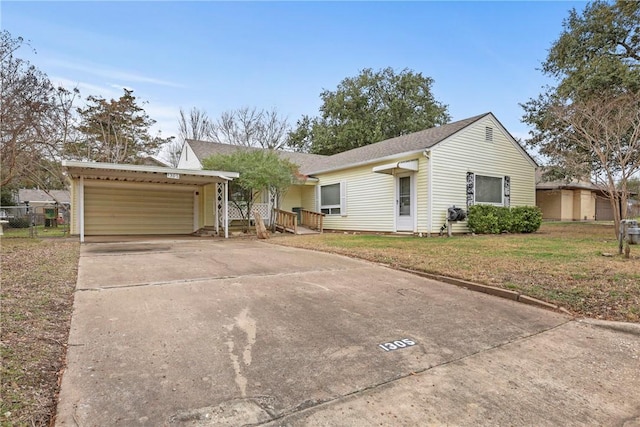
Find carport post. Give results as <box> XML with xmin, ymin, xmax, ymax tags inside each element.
<box><xmin>79</xmin><ymin>176</ymin><xmax>85</xmax><ymax>243</ymax></box>
<box><xmin>224</xmin><ymin>180</ymin><xmax>229</xmax><ymax>238</ymax></box>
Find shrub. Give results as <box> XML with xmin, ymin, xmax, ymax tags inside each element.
<box><xmin>509</xmin><ymin>206</ymin><xmax>542</xmax><ymax>233</ymax></box>
<box><xmin>467</xmin><ymin>205</ymin><xmax>501</xmax><ymax>234</ymax></box>
<box><xmin>467</xmin><ymin>205</ymin><xmax>542</xmax><ymax>234</ymax></box>
<box><xmin>8</xmin><ymin>217</ymin><xmax>30</xmax><ymax>228</ymax></box>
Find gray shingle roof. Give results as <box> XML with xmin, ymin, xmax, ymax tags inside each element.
<box><xmin>18</xmin><ymin>189</ymin><xmax>71</xmax><ymax>204</ymax></box>
<box><xmin>188</xmin><ymin>113</ymin><xmax>490</xmax><ymax>176</ymax></box>
<box><xmin>302</xmin><ymin>113</ymin><xmax>489</xmax><ymax>174</ymax></box>
<box><xmin>187</xmin><ymin>140</ymin><xmax>327</xmax><ymax>173</ymax></box>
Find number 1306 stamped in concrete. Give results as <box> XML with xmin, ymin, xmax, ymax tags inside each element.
<box><xmin>378</xmin><ymin>338</ymin><xmax>416</xmax><ymax>352</ymax></box>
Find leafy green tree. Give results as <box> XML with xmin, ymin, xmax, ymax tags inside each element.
<box><xmin>287</xmin><ymin>67</ymin><xmax>450</xmax><ymax>155</ymax></box>
<box><xmin>522</xmin><ymin>0</ymin><xmax>640</xmax><ymax>235</ymax></box>
<box><xmin>202</xmin><ymin>150</ymin><xmax>299</xmax><ymax>231</ymax></box>
<box><xmin>70</xmin><ymin>89</ymin><xmax>171</xmax><ymax>163</ymax></box>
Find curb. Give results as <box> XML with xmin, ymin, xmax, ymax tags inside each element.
<box><xmin>396</xmin><ymin>267</ymin><xmax>569</xmax><ymax>315</ymax></box>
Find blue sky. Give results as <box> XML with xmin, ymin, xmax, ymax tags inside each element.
<box><xmin>2</xmin><ymin>1</ymin><xmax>585</xmax><ymax>155</ymax></box>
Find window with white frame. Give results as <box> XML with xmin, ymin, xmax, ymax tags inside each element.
<box><xmin>475</xmin><ymin>175</ymin><xmax>503</xmax><ymax>204</ymax></box>
<box><xmin>320</xmin><ymin>183</ymin><xmax>341</xmax><ymax>215</ymax></box>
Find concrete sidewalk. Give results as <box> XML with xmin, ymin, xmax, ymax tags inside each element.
<box><xmin>56</xmin><ymin>239</ymin><xmax>640</xmax><ymax>426</ymax></box>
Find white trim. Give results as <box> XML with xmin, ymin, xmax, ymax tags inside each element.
<box><xmin>372</xmin><ymin>160</ymin><xmax>419</xmax><ymax>175</ymax></box>
<box><xmin>193</xmin><ymin>191</ymin><xmax>199</xmax><ymax>232</ymax></box>
<box><xmin>340</xmin><ymin>180</ymin><xmax>347</xmax><ymax>217</ymax></box>
<box><xmin>62</xmin><ymin>160</ymin><xmax>238</xmax><ymax>180</ymax></box>
<box><xmin>224</xmin><ymin>181</ymin><xmax>229</xmax><ymax>239</ymax></box>
<box><xmin>395</xmin><ymin>173</ymin><xmax>416</xmax><ymax>232</ymax></box>
<box><xmin>79</xmin><ymin>176</ymin><xmax>85</xmax><ymax>243</ymax></box>
<box><xmin>474</xmin><ymin>173</ymin><xmax>505</xmax><ymax>206</ymax></box>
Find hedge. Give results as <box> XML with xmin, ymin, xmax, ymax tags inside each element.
<box><xmin>467</xmin><ymin>205</ymin><xmax>542</xmax><ymax>234</ymax></box>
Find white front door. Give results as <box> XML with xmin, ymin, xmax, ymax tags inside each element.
<box><xmin>396</xmin><ymin>174</ymin><xmax>415</xmax><ymax>232</ymax></box>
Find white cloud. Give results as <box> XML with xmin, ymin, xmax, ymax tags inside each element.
<box><xmin>47</xmin><ymin>58</ymin><xmax>187</xmax><ymax>89</ymax></box>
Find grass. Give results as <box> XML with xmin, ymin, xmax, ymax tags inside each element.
<box><xmin>0</xmin><ymin>221</ymin><xmax>637</xmax><ymax>425</ymax></box>
<box><xmin>2</xmin><ymin>225</ymin><xmax>69</xmax><ymax>239</ymax></box>
<box><xmin>0</xmin><ymin>238</ymin><xmax>79</xmax><ymax>427</ymax></box>
<box><xmin>272</xmin><ymin>222</ymin><xmax>640</xmax><ymax>323</ymax></box>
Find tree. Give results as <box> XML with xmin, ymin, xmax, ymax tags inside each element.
<box><xmin>164</xmin><ymin>107</ymin><xmax>214</xmax><ymax>167</ymax></box>
<box><xmin>521</xmin><ymin>0</ymin><xmax>640</xmax><ymax>236</ymax></box>
<box><xmin>0</xmin><ymin>30</ymin><xmax>76</xmax><ymax>192</ymax></box>
<box><xmin>210</xmin><ymin>106</ymin><xmax>290</xmax><ymax>150</ymax></box>
<box><xmin>201</xmin><ymin>150</ymin><xmax>299</xmax><ymax>231</ymax></box>
<box><xmin>287</xmin><ymin>67</ymin><xmax>450</xmax><ymax>155</ymax></box>
<box><xmin>69</xmin><ymin>88</ymin><xmax>171</xmax><ymax>163</ymax></box>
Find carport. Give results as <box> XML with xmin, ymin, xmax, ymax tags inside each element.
<box><xmin>63</xmin><ymin>161</ymin><xmax>239</xmax><ymax>242</ymax></box>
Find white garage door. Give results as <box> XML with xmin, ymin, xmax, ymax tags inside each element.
<box><xmin>84</xmin><ymin>184</ymin><xmax>195</xmax><ymax>235</ymax></box>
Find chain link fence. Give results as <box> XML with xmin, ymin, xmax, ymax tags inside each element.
<box><xmin>0</xmin><ymin>205</ymin><xmax>71</xmax><ymax>237</ymax></box>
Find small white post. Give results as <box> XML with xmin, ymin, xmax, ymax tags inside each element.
<box><xmin>79</xmin><ymin>176</ymin><xmax>85</xmax><ymax>243</ymax></box>
<box><xmin>224</xmin><ymin>180</ymin><xmax>229</xmax><ymax>239</ymax></box>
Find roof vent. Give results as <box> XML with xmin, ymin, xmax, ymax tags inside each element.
<box><xmin>485</xmin><ymin>126</ymin><xmax>493</xmax><ymax>142</ymax></box>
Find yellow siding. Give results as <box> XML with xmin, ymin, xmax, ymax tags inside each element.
<box><xmin>430</xmin><ymin>115</ymin><xmax>536</xmax><ymax>233</ymax></box>
<box><xmin>202</xmin><ymin>184</ymin><xmax>216</xmax><ymax>227</ymax></box>
<box><xmin>416</xmin><ymin>156</ymin><xmax>428</xmax><ymax>233</ymax></box>
<box><xmin>281</xmin><ymin>185</ymin><xmax>302</xmax><ymax>211</ymax></box>
<box><xmin>300</xmin><ymin>185</ymin><xmax>316</xmax><ymax>212</ymax></box>
<box><xmin>83</xmin><ymin>181</ymin><xmax>195</xmax><ymax>235</ymax></box>
<box><xmin>315</xmin><ymin>155</ymin><xmax>420</xmax><ymax>232</ymax></box>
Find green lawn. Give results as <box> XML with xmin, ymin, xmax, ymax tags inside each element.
<box><xmin>273</xmin><ymin>222</ymin><xmax>640</xmax><ymax>322</ymax></box>
<box><xmin>2</xmin><ymin>225</ymin><xmax>69</xmax><ymax>239</ymax></box>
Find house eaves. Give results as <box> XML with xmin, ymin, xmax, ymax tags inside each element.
<box><xmin>62</xmin><ymin>161</ymin><xmax>239</xmax><ymax>186</ymax></box>
<box><xmin>187</xmin><ymin>140</ymin><xmax>328</xmax><ymax>173</ymax></box>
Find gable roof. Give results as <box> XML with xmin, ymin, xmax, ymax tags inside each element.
<box><xmin>186</xmin><ymin>140</ymin><xmax>326</xmax><ymax>173</ymax></box>
<box><xmin>302</xmin><ymin>113</ymin><xmax>489</xmax><ymax>174</ymax></box>
<box><xmin>18</xmin><ymin>189</ymin><xmax>71</xmax><ymax>204</ymax></box>
<box><xmin>186</xmin><ymin>112</ymin><xmax>536</xmax><ymax>176</ymax></box>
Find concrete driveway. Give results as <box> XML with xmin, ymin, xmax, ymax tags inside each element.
<box><xmin>56</xmin><ymin>239</ymin><xmax>640</xmax><ymax>426</ymax></box>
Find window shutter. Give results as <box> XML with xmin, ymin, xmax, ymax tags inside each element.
<box><xmin>315</xmin><ymin>185</ymin><xmax>321</xmax><ymax>212</ymax></box>
<box><xmin>504</xmin><ymin>176</ymin><xmax>511</xmax><ymax>207</ymax></box>
<box><xmin>340</xmin><ymin>180</ymin><xmax>347</xmax><ymax>217</ymax></box>
<box><xmin>466</xmin><ymin>172</ymin><xmax>475</xmax><ymax>208</ymax></box>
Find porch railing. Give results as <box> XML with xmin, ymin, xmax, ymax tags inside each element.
<box><xmin>300</xmin><ymin>209</ymin><xmax>324</xmax><ymax>232</ymax></box>
<box><xmin>274</xmin><ymin>209</ymin><xmax>297</xmax><ymax>234</ymax></box>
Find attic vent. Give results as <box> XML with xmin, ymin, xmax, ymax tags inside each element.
<box><xmin>485</xmin><ymin>126</ymin><xmax>493</xmax><ymax>142</ymax></box>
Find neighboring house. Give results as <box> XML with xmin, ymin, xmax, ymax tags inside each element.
<box><xmin>18</xmin><ymin>188</ymin><xmax>71</xmax><ymax>207</ymax></box>
<box><xmin>535</xmin><ymin>171</ymin><xmax>616</xmax><ymax>221</ymax></box>
<box><xmin>179</xmin><ymin>112</ymin><xmax>537</xmax><ymax>235</ymax></box>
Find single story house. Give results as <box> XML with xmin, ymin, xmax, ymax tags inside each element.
<box><xmin>535</xmin><ymin>171</ymin><xmax>616</xmax><ymax>221</ymax></box>
<box><xmin>63</xmin><ymin>161</ymin><xmax>239</xmax><ymax>241</ymax></box>
<box><xmin>18</xmin><ymin>188</ymin><xmax>71</xmax><ymax>207</ymax></box>
<box><xmin>179</xmin><ymin>112</ymin><xmax>537</xmax><ymax>235</ymax></box>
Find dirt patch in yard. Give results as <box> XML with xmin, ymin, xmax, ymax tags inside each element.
<box><xmin>1</xmin><ymin>238</ymin><xmax>79</xmax><ymax>427</ymax></box>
